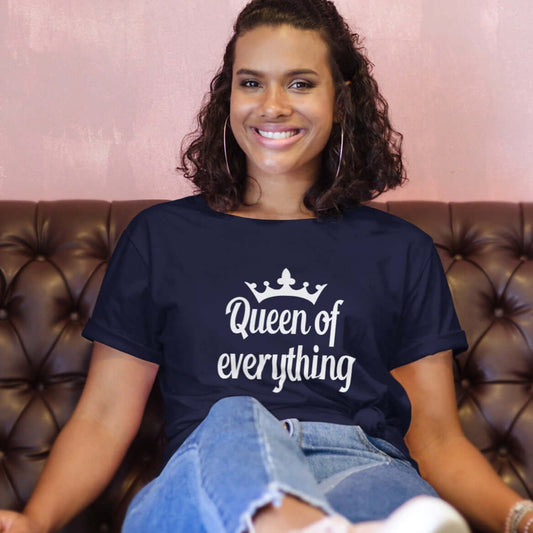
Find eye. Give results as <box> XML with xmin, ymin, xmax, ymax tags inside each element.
<box><xmin>289</xmin><ymin>80</ymin><xmax>315</xmax><ymax>90</ymax></box>
<box><xmin>240</xmin><ymin>79</ymin><xmax>261</xmax><ymax>88</ymax></box>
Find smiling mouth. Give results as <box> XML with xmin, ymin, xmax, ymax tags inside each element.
<box><xmin>255</xmin><ymin>128</ymin><xmax>301</xmax><ymax>139</ymax></box>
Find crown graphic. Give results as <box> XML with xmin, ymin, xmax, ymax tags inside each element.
<box><xmin>245</xmin><ymin>268</ymin><xmax>327</xmax><ymax>305</ymax></box>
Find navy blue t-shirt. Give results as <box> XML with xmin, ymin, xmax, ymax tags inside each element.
<box><xmin>82</xmin><ymin>194</ymin><xmax>467</xmax><ymax>464</ymax></box>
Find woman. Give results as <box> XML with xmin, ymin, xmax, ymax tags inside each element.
<box><xmin>1</xmin><ymin>1</ymin><xmax>533</xmax><ymax>532</ymax></box>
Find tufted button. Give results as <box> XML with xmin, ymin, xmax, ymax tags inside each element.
<box><xmin>498</xmin><ymin>446</ymin><xmax>509</xmax><ymax>457</ymax></box>
<box><xmin>99</xmin><ymin>523</ymin><xmax>110</xmax><ymax>533</ymax></box>
<box><xmin>35</xmin><ymin>382</ymin><xmax>45</xmax><ymax>392</ymax></box>
<box><xmin>69</xmin><ymin>311</ymin><xmax>80</xmax><ymax>322</ymax></box>
<box><xmin>520</xmin><ymin>255</ymin><xmax>529</xmax><ymax>262</ymax></box>
<box><xmin>454</xmin><ymin>254</ymin><xmax>463</xmax><ymax>261</ymax></box>
<box><xmin>0</xmin><ymin>308</ymin><xmax>7</xmax><ymax>320</ymax></box>
<box><xmin>34</xmin><ymin>254</ymin><xmax>46</xmax><ymax>262</ymax></box>
<box><xmin>460</xmin><ymin>378</ymin><xmax>470</xmax><ymax>389</ymax></box>
<box><xmin>494</xmin><ymin>308</ymin><xmax>504</xmax><ymax>318</ymax></box>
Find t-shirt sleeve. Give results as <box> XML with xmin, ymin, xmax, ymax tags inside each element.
<box><xmin>390</xmin><ymin>237</ymin><xmax>468</xmax><ymax>369</ymax></box>
<box><xmin>82</xmin><ymin>221</ymin><xmax>163</xmax><ymax>364</ymax></box>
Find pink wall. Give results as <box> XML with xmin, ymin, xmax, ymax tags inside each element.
<box><xmin>2</xmin><ymin>0</ymin><xmax>532</xmax><ymax>201</ymax></box>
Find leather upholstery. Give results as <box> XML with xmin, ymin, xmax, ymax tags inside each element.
<box><xmin>0</xmin><ymin>200</ymin><xmax>531</xmax><ymax>532</ymax></box>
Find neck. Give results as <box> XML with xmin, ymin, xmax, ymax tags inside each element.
<box><xmin>231</xmin><ymin>168</ymin><xmax>317</xmax><ymax>219</ymax></box>
<box><xmin>232</xmin><ymin>174</ymin><xmax>316</xmax><ymax>220</ymax></box>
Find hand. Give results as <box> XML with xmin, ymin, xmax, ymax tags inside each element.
<box><xmin>0</xmin><ymin>511</ymin><xmax>44</xmax><ymax>533</ymax></box>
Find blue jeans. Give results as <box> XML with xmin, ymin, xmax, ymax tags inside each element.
<box><xmin>122</xmin><ymin>396</ymin><xmax>437</xmax><ymax>533</ymax></box>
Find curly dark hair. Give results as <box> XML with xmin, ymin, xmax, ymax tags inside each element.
<box><xmin>178</xmin><ymin>0</ymin><xmax>406</xmax><ymax>217</ymax></box>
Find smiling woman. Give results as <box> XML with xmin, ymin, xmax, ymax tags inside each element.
<box><xmin>228</xmin><ymin>25</ymin><xmax>336</xmax><ymax>203</ymax></box>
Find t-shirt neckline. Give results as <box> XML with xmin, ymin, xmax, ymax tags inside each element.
<box><xmin>195</xmin><ymin>194</ymin><xmax>320</xmax><ymax>223</ymax></box>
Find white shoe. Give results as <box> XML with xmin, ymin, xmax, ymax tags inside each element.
<box><xmin>378</xmin><ymin>496</ymin><xmax>471</xmax><ymax>533</ymax></box>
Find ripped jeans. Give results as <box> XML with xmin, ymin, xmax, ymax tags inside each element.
<box><xmin>121</xmin><ymin>396</ymin><xmax>437</xmax><ymax>533</ymax></box>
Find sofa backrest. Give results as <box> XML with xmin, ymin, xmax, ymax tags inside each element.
<box><xmin>0</xmin><ymin>200</ymin><xmax>532</xmax><ymax>532</ymax></box>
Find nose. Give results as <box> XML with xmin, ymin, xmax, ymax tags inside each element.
<box><xmin>259</xmin><ymin>86</ymin><xmax>291</xmax><ymax>118</ymax></box>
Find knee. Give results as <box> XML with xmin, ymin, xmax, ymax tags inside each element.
<box><xmin>197</xmin><ymin>396</ymin><xmax>278</xmax><ymax>443</ymax></box>
<box><xmin>204</xmin><ymin>395</ymin><xmax>262</xmax><ymax>424</ymax></box>
<box><xmin>208</xmin><ymin>395</ymin><xmax>260</xmax><ymax>416</ymax></box>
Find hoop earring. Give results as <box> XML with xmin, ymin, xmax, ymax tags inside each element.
<box><xmin>334</xmin><ymin>125</ymin><xmax>344</xmax><ymax>181</ymax></box>
<box><xmin>223</xmin><ymin>116</ymin><xmax>234</xmax><ymax>180</ymax></box>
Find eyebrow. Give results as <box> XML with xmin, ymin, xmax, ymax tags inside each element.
<box><xmin>235</xmin><ymin>68</ymin><xmax>319</xmax><ymax>77</ymax></box>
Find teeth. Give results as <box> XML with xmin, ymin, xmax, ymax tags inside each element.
<box><xmin>256</xmin><ymin>129</ymin><xmax>299</xmax><ymax>139</ymax></box>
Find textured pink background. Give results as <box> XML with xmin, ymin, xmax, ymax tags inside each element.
<box><xmin>1</xmin><ymin>0</ymin><xmax>532</xmax><ymax>201</ymax></box>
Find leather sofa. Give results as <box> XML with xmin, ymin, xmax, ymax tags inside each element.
<box><xmin>0</xmin><ymin>200</ymin><xmax>532</xmax><ymax>532</ymax></box>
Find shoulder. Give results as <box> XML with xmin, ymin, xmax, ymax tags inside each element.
<box><xmin>124</xmin><ymin>194</ymin><xmax>209</xmax><ymax>233</ymax></box>
<box><xmin>114</xmin><ymin>195</ymin><xmax>212</xmax><ymax>258</ymax></box>
<box><xmin>341</xmin><ymin>204</ymin><xmax>434</xmax><ymax>249</ymax></box>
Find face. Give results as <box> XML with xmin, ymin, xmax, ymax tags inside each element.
<box><xmin>230</xmin><ymin>24</ymin><xmax>336</xmax><ymax>184</ymax></box>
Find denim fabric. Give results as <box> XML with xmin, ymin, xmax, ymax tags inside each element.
<box><xmin>122</xmin><ymin>397</ymin><xmax>437</xmax><ymax>533</ymax></box>
<box><xmin>283</xmin><ymin>419</ymin><xmax>438</xmax><ymax>522</ymax></box>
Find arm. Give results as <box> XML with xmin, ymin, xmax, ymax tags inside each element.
<box><xmin>391</xmin><ymin>350</ymin><xmax>532</xmax><ymax>533</ymax></box>
<box><xmin>0</xmin><ymin>342</ymin><xmax>159</xmax><ymax>533</ymax></box>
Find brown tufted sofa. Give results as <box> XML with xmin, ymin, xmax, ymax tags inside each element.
<box><xmin>0</xmin><ymin>200</ymin><xmax>532</xmax><ymax>533</ymax></box>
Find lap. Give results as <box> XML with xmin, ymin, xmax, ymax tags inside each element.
<box><xmin>284</xmin><ymin>418</ymin><xmax>438</xmax><ymax>522</ymax></box>
<box><xmin>124</xmin><ymin>397</ymin><xmax>438</xmax><ymax>530</ymax></box>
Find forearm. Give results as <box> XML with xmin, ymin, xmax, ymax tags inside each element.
<box><xmin>416</xmin><ymin>434</ymin><xmax>528</xmax><ymax>532</ymax></box>
<box><xmin>22</xmin><ymin>413</ymin><xmax>132</xmax><ymax>533</ymax></box>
